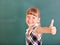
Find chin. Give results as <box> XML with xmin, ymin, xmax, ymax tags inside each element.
<box><xmin>28</xmin><ymin>24</ymin><xmax>34</xmax><ymax>27</ymax></box>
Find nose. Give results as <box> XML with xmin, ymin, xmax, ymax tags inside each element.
<box><xmin>29</xmin><ymin>17</ymin><xmax>33</xmax><ymax>23</ymax></box>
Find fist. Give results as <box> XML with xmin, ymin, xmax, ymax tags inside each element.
<box><xmin>50</xmin><ymin>26</ymin><xmax>56</xmax><ymax>35</ymax></box>
<box><xmin>50</xmin><ymin>19</ymin><xmax>56</xmax><ymax>35</ymax></box>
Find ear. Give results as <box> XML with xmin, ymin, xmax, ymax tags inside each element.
<box><xmin>39</xmin><ymin>18</ymin><xmax>40</xmax><ymax>21</ymax></box>
<box><xmin>37</xmin><ymin>18</ymin><xmax>40</xmax><ymax>22</ymax></box>
<box><xmin>36</xmin><ymin>18</ymin><xmax>40</xmax><ymax>26</ymax></box>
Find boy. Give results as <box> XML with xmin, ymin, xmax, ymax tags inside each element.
<box><xmin>25</xmin><ymin>7</ymin><xmax>56</xmax><ymax>45</ymax></box>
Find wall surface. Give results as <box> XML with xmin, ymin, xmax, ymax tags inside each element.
<box><xmin>0</xmin><ymin>0</ymin><xmax>60</xmax><ymax>45</ymax></box>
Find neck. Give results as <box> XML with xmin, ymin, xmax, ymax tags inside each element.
<box><xmin>28</xmin><ymin>26</ymin><xmax>33</xmax><ymax>28</ymax></box>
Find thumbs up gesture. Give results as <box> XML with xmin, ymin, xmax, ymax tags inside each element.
<box><xmin>50</xmin><ymin>19</ymin><xmax>56</xmax><ymax>35</ymax></box>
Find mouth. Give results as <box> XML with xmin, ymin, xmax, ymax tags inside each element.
<box><xmin>28</xmin><ymin>23</ymin><xmax>33</xmax><ymax>25</ymax></box>
<box><xmin>28</xmin><ymin>21</ymin><xmax>34</xmax><ymax>24</ymax></box>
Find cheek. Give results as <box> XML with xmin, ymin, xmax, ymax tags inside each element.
<box><xmin>33</xmin><ymin>19</ymin><xmax>37</xmax><ymax>23</ymax></box>
<box><xmin>34</xmin><ymin>21</ymin><xmax>37</xmax><ymax>23</ymax></box>
<box><xmin>26</xmin><ymin>18</ymin><xmax>30</xmax><ymax>24</ymax></box>
<box><xmin>26</xmin><ymin>18</ymin><xmax>28</xmax><ymax>24</ymax></box>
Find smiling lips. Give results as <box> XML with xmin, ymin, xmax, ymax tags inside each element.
<box><xmin>28</xmin><ymin>20</ymin><xmax>34</xmax><ymax>25</ymax></box>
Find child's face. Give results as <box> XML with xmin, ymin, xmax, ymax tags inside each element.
<box><xmin>26</xmin><ymin>14</ymin><xmax>39</xmax><ymax>27</ymax></box>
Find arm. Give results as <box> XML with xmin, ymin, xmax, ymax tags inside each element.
<box><xmin>34</xmin><ymin>26</ymin><xmax>51</xmax><ymax>34</ymax></box>
<box><xmin>39</xmin><ymin>27</ymin><xmax>51</xmax><ymax>33</ymax></box>
<box><xmin>35</xmin><ymin>19</ymin><xmax>56</xmax><ymax>35</ymax></box>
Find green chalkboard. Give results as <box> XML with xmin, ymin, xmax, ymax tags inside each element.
<box><xmin>0</xmin><ymin>0</ymin><xmax>60</xmax><ymax>45</ymax></box>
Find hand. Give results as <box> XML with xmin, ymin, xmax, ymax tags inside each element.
<box><xmin>50</xmin><ymin>19</ymin><xmax>56</xmax><ymax>35</ymax></box>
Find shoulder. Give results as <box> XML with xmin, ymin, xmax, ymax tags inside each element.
<box><xmin>25</xmin><ymin>28</ymin><xmax>29</xmax><ymax>34</ymax></box>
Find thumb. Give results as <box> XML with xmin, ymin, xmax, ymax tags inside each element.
<box><xmin>50</xmin><ymin>19</ymin><xmax>54</xmax><ymax>27</ymax></box>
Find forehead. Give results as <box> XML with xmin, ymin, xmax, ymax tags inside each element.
<box><xmin>26</xmin><ymin>14</ymin><xmax>37</xmax><ymax>17</ymax></box>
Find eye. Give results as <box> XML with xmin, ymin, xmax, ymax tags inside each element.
<box><xmin>27</xmin><ymin>16</ymin><xmax>30</xmax><ymax>19</ymax></box>
<box><xmin>33</xmin><ymin>17</ymin><xmax>35</xmax><ymax>19</ymax></box>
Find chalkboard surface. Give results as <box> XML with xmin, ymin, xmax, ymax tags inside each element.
<box><xmin>0</xmin><ymin>0</ymin><xmax>60</xmax><ymax>45</ymax></box>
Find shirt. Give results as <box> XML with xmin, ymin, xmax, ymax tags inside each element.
<box><xmin>26</xmin><ymin>25</ymin><xmax>42</xmax><ymax>45</ymax></box>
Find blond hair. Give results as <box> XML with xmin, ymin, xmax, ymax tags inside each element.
<box><xmin>26</xmin><ymin>7</ymin><xmax>40</xmax><ymax>18</ymax></box>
